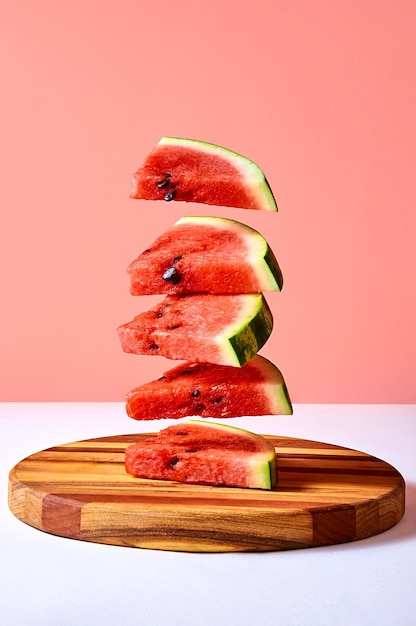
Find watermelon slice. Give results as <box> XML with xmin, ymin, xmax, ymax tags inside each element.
<box><xmin>130</xmin><ymin>137</ymin><xmax>277</xmax><ymax>211</ymax></box>
<box><xmin>117</xmin><ymin>293</ymin><xmax>273</xmax><ymax>367</ymax></box>
<box><xmin>127</xmin><ymin>215</ymin><xmax>283</xmax><ymax>295</ymax></box>
<box><xmin>125</xmin><ymin>420</ymin><xmax>277</xmax><ymax>489</ymax></box>
<box><xmin>125</xmin><ymin>355</ymin><xmax>292</xmax><ymax>421</ymax></box>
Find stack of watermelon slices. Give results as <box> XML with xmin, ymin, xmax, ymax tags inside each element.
<box><xmin>118</xmin><ymin>137</ymin><xmax>292</xmax><ymax>489</ymax></box>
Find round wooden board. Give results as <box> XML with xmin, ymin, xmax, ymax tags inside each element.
<box><xmin>8</xmin><ymin>433</ymin><xmax>405</xmax><ymax>552</ymax></box>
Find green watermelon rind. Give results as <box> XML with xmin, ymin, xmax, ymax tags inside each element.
<box><xmin>157</xmin><ymin>137</ymin><xmax>278</xmax><ymax>212</ymax></box>
<box><xmin>186</xmin><ymin>419</ymin><xmax>277</xmax><ymax>489</ymax></box>
<box><xmin>253</xmin><ymin>354</ymin><xmax>293</xmax><ymax>415</ymax></box>
<box><xmin>222</xmin><ymin>294</ymin><xmax>273</xmax><ymax>367</ymax></box>
<box><xmin>176</xmin><ymin>215</ymin><xmax>283</xmax><ymax>291</ymax></box>
<box><xmin>264</xmin><ymin>247</ymin><xmax>283</xmax><ymax>291</ymax></box>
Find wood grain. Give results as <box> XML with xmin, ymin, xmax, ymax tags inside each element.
<box><xmin>8</xmin><ymin>433</ymin><xmax>405</xmax><ymax>552</ymax></box>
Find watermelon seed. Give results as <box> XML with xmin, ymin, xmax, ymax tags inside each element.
<box><xmin>195</xmin><ymin>404</ymin><xmax>205</xmax><ymax>411</ymax></box>
<box><xmin>164</xmin><ymin>189</ymin><xmax>176</xmax><ymax>202</ymax></box>
<box><xmin>163</xmin><ymin>266</ymin><xmax>181</xmax><ymax>284</ymax></box>
<box><xmin>192</xmin><ymin>390</ymin><xmax>200</xmax><ymax>397</ymax></box>
<box><xmin>174</xmin><ymin>431</ymin><xmax>188</xmax><ymax>436</ymax></box>
<box><xmin>170</xmin><ymin>255</ymin><xmax>183</xmax><ymax>265</ymax></box>
<box><xmin>157</xmin><ymin>312</ymin><xmax>163</xmax><ymax>318</ymax></box>
<box><xmin>157</xmin><ymin>173</ymin><xmax>172</xmax><ymax>188</ymax></box>
<box><xmin>213</xmin><ymin>397</ymin><xmax>224</xmax><ymax>404</ymax></box>
<box><xmin>168</xmin><ymin>324</ymin><xmax>182</xmax><ymax>330</ymax></box>
<box><xmin>179</xmin><ymin>370</ymin><xmax>196</xmax><ymax>376</ymax></box>
<box><xmin>149</xmin><ymin>342</ymin><xmax>159</xmax><ymax>350</ymax></box>
<box><xmin>169</xmin><ymin>455</ymin><xmax>179</xmax><ymax>468</ymax></box>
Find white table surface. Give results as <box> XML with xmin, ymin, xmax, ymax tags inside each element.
<box><xmin>1</xmin><ymin>403</ymin><xmax>415</xmax><ymax>626</ymax></box>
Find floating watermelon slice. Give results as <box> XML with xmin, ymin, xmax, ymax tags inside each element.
<box><xmin>127</xmin><ymin>215</ymin><xmax>283</xmax><ymax>295</ymax></box>
<box><xmin>125</xmin><ymin>420</ymin><xmax>277</xmax><ymax>489</ymax></box>
<box><xmin>117</xmin><ymin>293</ymin><xmax>273</xmax><ymax>367</ymax></box>
<box><xmin>125</xmin><ymin>355</ymin><xmax>292</xmax><ymax>421</ymax></box>
<box><xmin>130</xmin><ymin>137</ymin><xmax>277</xmax><ymax>211</ymax></box>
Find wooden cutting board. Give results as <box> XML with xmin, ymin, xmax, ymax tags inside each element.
<box><xmin>8</xmin><ymin>433</ymin><xmax>405</xmax><ymax>552</ymax></box>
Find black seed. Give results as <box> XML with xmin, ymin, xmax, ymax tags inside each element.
<box><xmin>157</xmin><ymin>173</ymin><xmax>172</xmax><ymax>188</ymax></box>
<box><xmin>149</xmin><ymin>342</ymin><xmax>159</xmax><ymax>350</ymax></box>
<box><xmin>168</xmin><ymin>324</ymin><xmax>182</xmax><ymax>330</ymax></box>
<box><xmin>170</xmin><ymin>255</ymin><xmax>183</xmax><ymax>265</ymax></box>
<box><xmin>192</xmin><ymin>389</ymin><xmax>200</xmax><ymax>397</ymax></box>
<box><xmin>179</xmin><ymin>369</ymin><xmax>196</xmax><ymax>376</ymax></box>
<box><xmin>164</xmin><ymin>189</ymin><xmax>176</xmax><ymax>202</ymax></box>
<box><xmin>174</xmin><ymin>431</ymin><xmax>188</xmax><ymax>436</ymax></box>
<box><xmin>185</xmin><ymin>449</ymin><xmax>198</xmax><ymax>453</ymax></box>
<box><xmin>163</xmin><ymin>266</ymin><xmax>181</xmax><ymax>284</ymax></box>
<box><xmin>169</xmin><ymin>455</ymin><xmax>179</xmax><ymax>468</ymax></box>
<box><xmin>156</xmin><ymin>312</ymin><xmax>163</xmax><ymax>318</ymax></box>
<box><xmin>213</xmin><ymin>397</ymin><xmax>224</xmax><ymax>404</ymax></box>
<box><xmin>195</xmin><ymin>404</ymin><xmax>205</xmax><ymax>411</ymax></box>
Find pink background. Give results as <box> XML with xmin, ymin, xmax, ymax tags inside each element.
<box><xmin>1</xmin><ymin>0</ymin><xmax>415</xmax><ymax>403</ymax></box>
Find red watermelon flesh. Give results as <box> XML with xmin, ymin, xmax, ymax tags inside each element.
<box><xmin>117</xmin><ymin>293</ymin><xmax>273</xmax><ymax>367</ymax></box>
<box><xmin>127</xmin><ymin>215</ymin><xmax>283</xmax><ymax>295</ymax></box>
<box><xmin>125</xmin><ymin>420</ymin><xmax>277</xmax><ymax>489</ymax></box>
<box><xmin>130</xmin><ymin>137</ymin><xmax>277</xmax><ymax>211</ymax></box>
<box><xmin>125</xmin><ymin>355</ymin><xmax>292</xmax><ymax>421</ymax></box>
